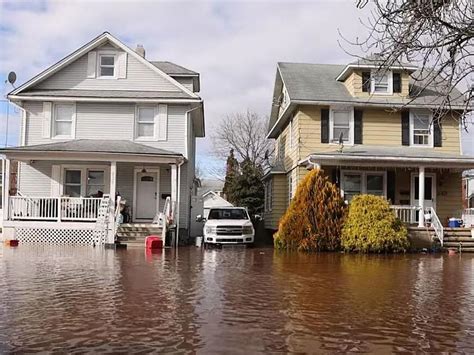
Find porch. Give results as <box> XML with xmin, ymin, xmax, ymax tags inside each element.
<box><xmin>1</xmin><ymin>140</ymin><xmax>186</xmax><ymax>245</ymax></box>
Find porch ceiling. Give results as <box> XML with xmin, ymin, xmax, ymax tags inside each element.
<box><xmin>305</xmin><ymin>145</ymin><xmax>474</xmax><ymax>169</ymax></box>
<box><xmin>0</xmin><ymin>139</ymin><xmax>184</xmax><ymax>164</ymax></box>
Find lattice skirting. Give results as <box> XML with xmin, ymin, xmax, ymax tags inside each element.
<box><xmin>16</xmin><ymin>228</ymin><xmax>96</xmax><ymax>245</ymax></box>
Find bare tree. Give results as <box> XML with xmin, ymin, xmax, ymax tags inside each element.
<box><xmin>212</xmin><ymin>110</ymin><xmax>273</xmax><ymax>166</ymax></box>
<box><xmin>343</xmin><ymin>0</ymin><xmax>473</xmax><ymax>127</ymax></box>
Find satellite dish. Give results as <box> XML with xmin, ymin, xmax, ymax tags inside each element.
<box><xmin>8</xmin><ymin>71</ymin><xmax>17</xmax><ymax>85</ymax></box>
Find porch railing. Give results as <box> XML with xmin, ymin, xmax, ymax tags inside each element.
<box><xmin>427</xmin><ymin>206</ymin><xmax>444</xmax><ymax>246</ymax></box>
<box><xmin>9</xmin><ymin>196</ymin><xmax>104</xmax><ymax>222</ymax></box>
<box><xmin>462</xmin><ymin>208</ymin><xmax>474</xmax><ymax>227</ymax></box>
<box><xmin>390</xmin><ymin>205</ymin><xmax>420</xmax><ymax>224</ymax></box>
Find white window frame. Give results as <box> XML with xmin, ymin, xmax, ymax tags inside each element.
<box><xmin>329</xmin><ymin>107</ymin><xmax>354</xmax><ymax>145</ymax></box>
<box><xmin>410</xmin><ymin>110</ymin><xmax>434</xmax><ymax>148</ymax></box>
<box><xmin>370</xmin><ymin>70</ymin><xmax>393</xmax><ymax>95</ymax></box>
<box><xmin>135</xmin><ymin>105</ymin><xmax>156</xmax><ymax>141</ymax></box>
<box><xmin>97</xmin><ymin>52</ymin><xmax>117</xmax><ymax>79</ymax></box>
<box><xmin>288</xmin><ymin>174</ymin><xmax>293</xmax><ymax>203</ymax></box>
<box><xmin>60</xmin><ymin>165</ymin><xmax>110</xmax><ymax>197</ymax></box>
<box><xmin>52</xmin><ymin>102</ymin><xmax>76</xmax><ymax>139</ymax></box>
<box><xmin>340</xmin><ymin>170</ymin><xmax>387</xmax><ymax>202</ymax></box>
<box><xmin>265</xmin><ymin>180</ymin><xmax>273</xmax><ymax>212</ymax></box>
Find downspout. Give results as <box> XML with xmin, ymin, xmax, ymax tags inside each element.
<box><xmin>175</xmin><ymin>158</ymin><xmax>185</xmax><ymax>247</ymax></box>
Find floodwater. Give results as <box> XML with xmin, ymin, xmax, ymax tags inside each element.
<box><xmin>1</xmin><ymin>246</ymin><xmax>474</xmax><ymax>353</ymax></box>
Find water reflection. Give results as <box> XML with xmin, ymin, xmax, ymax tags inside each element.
<box><xmin>0</xmin><ymin>246</ymin><xmax>473</xmax><ymax>353</ymax></box>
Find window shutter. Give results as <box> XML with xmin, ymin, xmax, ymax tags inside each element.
<box><xmin>387</xmin><ymin>171</ymin><xmax>396</xmax><ymax>204</ymax></box>
<box><xmin>321</xmin><ymin>108</ymin><xmax>329</xmax><ymax>143</ymax></box>
<box><xmin>42</xmin><ymin>102</ymin><xmax>52</xmax><ymax>138</ymax></box>
<box><xmin>393</xmin><ymin>73</ymin><xmax>401</xmax><ymax>93</ymax></box>
<box><xmin>87</xmin><ymin>51</ymin><xmax>97</xmax><ymax>78</ymax></box>
<box><xmin>156</xmin><ymin>104</ymin><xmax>168</xmax><ymax>141</ymax></box>
<box><xmin>51</xmin><ymin>165</ymin><xmax>61</xmax><ymax>197</ymax></box>
<box><xmin>117</xmin><ymin>52</ymin><xmax>127</xmax><ymax>79</ymax></box>
<box><xmin>362</xmin><ymin>72</ymin><xmax>371</xmax><ymax>92</ymax></box>
<box><xmin>434</xmin><ymin>119</ymin><xmax>442</xmax><ymax>147</ymax></box>
<box><xmin>354</xmin><ymin>109</ymin><xmax>363</xmax><ymax>144</ymax></box>
<box><xmin>401</xmin><ymin>110</ymin><xmax>410</xmax><ymax>146</ymax></box>
<box><xmin>331</xmin><ymin>168</ymin><xmax>340</xmax><ymax>188</ymax></box>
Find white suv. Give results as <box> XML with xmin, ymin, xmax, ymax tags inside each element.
<box><xmin>201</xmin><ymin>207</ymin><xmax>254</xmax><ymax>245</ymax></box>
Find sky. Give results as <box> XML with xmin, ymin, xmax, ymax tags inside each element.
<box><xmin>0</xmin><ymin>0</ymin><xmax>473</xmax><ymax>177</ymax></box>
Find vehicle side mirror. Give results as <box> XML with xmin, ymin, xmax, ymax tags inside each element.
<box><xmin>196</xmin><ymin>215</ymin><xmax>205</xmax><ymax>222</ymax></box>
<box><xmin>254</xmin><ymin>214</ymin><xmax>262</xmax><ymax>221</ymax></box>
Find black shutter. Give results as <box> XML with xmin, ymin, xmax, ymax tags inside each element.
<box><xmin>331</xmin><ymin>168</ymin><xmax>340</xmax><ymax>188</ymax></box>
<box><xmin>393</xmin><ymin>73</ymin><xmax>401</xmax><ymax>93</ymax></box>
<box><xmin>401</xmin><ymin>111</ymin><xmax>410</xmax><ymax>146</ymax></box>
<box><xmin>434</xmin><ymin>120</ymin><xmax>442</xmax><ymax>147</ymax></box>
<box><xmin>387</xmin><ymin>171</ymin><xmax>396</xmax><ymax>204</ymax></box>
<box><xmin>362</xmin><ymin>72</ymin><xmax>371</xmax><ymax>92</ymax></box>
<box><xmin>354</xmin><ymin>109</ymin><xmax>363</xmax><ymax>144</ymax></box>
<box><xmin>321</xmin><ymin>108</ymin><xmax>329</xmax><ymax>143</ymax></box>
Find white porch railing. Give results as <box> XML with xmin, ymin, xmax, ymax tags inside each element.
<box><xmin>390</xmin><ymin>205</ymin><xmax>421</xmax><ymax>224</ymax></box>
<box><xmin>427</xmin><ymin>207</ymin><xmax>444</xmax><ymax>246</ymax></box>
<box><xmin>462</xmin><ymin>208</ymin><xmax>474</xmax><ymax>228</ymax></box>
<box><xmin>9</xmin><ymin>196</ymin><xmax>103</xmax><ymax>222</ymax></box>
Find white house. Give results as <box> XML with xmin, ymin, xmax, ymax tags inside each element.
<box><xmin>1</xmin><ymin>32</ymin><xmax>204</xmax><ymax>245</ymax></box>
<box><xmin>202</xmin><ymin>190</ymin><xmax>233</xmax><ymax>218</ymax></box>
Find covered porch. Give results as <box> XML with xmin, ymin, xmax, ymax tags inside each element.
<box><xmin>303</xmin><ymin>145</ymin><xmax>474</xmax><ymax>232</ymax></box>
<box><xmin>1</xmin><ymin>140</ymin><xmax>185</xmax><ymax>244</ymax></box>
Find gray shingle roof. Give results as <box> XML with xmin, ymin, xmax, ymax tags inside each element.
<box><xmin>311</xmin><ymin>145</ymin><xmax>474</xmax><ymax>161</ymax></box>
<box><xmin>269</xmin><ymin>62</ymin><xmax>467</xmax><ymax>135</ymax></box>
<box><xmin>0</xmin><ymin>139</ymin><xmax>182</xmax><ymax>156</ymax></box>
<box><xmin>16</xmin><ymin>89</ymin><xmax>193</xmax><ymax>99</ymax></box>
<box><xmin>348</xmin><ymin>54</ymin><xmax>415</xmax><ymax>69</ymax></box>
<box><xmin>151</xmin><ymin>61</ymin><xmax>198</xmax><ymax>75</ymax></box>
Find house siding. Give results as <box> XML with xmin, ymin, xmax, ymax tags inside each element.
<box><xmin>37</xmin><ymin>46</ymin><xmax>181</xmax><ymax>92</ymax></box>
<box><xmin>23</xmin><ymin>101</ymin><xmax>190</xmax><ymax>156</ymax></box>
<box><xmin>264</xmin><ymin>174</ymin><xmax>287</xmax><ymax>230</ymax></box>
<box><xmin>345</xmin><ymin>70</ymin><xmax>410</xmax><ymax>98</ymax></box>
<box><xmin>174</xmin><ymin>77</ymin><xmax>194</xmax><ymax>92</ymax></box>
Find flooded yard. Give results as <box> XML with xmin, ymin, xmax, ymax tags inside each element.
<box><xmin>1</xmin><ymin>245</ymin><xmax>474</xmax><ymax>353</ymax></box>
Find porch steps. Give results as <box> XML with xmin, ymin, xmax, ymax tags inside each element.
<box><xmin>116</xmin><ymin>224</ymin><xmax>163</xmax><ymax>247</ymax></box>
<box><xmin>442</xmin><ymin>228</ymin><xmax>474</xmax><ymax>252</ymax></box>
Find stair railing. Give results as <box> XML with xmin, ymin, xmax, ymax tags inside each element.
<box><xmin>113</xmin><ymin>195</ymin><xmax>122</xmax><ymax>237</ymax></box>
<box><xmin>428</xmin><ymin>207</ymin><xmax>444</xmax><ymax>247</ymax></box>
<box><xmin>92</xmin><ymin>194</ymin><xmax>111</xmax><ymax>245</ymax></box>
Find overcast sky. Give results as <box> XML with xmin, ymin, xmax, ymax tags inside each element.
<box><xmin>0</xmin><ymin>0</ymin><xmax>472</xmax><ymax>175</ymax></box>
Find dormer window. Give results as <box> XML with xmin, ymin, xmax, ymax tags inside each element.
<box><xmin>98</xmin><ymin>54</ymin><xmax>115</xmax><ymax>77</ymax></box>
<box><xmin>361</xmin><ymin>70</ymin><xmax>394</xmax><ymax>95</ymax></box>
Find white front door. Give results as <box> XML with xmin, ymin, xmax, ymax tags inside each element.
<box><xmin>411</xmin><ymin>173</ymin><xmax>436</xmax><ymax>221</ymax></box>
<box><xmin>135</xmin><ymin>171</ymin><xmax>158</xmax><ymax>221</ymax></box>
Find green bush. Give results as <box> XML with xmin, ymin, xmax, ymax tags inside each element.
<box><xmin>341</xmin><ymin>194</ymin><xmax>409</xmax><ymax>253</ymax></box>
<box><xmin>274</xmin><ymin>169</ymin><xmax>346</xmax><ymax>252</ymax></box>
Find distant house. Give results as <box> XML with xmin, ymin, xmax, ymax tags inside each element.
<box><xmin>264</xmin><ymin>57</ymin><xmax>474</xmax><ymax>240</ymax></box>
<box><xmin>202</xmin><ymin>190</ymin><xmax>233</xmax><ymax>218</ymax></box>
<box><xmin>2</xmin><ymin>32</ymin><xmax>204</xmax><ymax>245</ymax></box>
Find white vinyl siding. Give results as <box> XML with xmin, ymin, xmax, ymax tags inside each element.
<box><xmin>23</xmin><ymin>102</ymin><xmax>188</xmax><ymax>156</ymax></box>
<box><xmin>37</xmin><ymin>48</ymin><xmax>182</xmax><ymax>92</ymax></box>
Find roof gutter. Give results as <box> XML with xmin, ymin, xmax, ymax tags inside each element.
<box><xmin>7</xmin><ymin>95</ymin><xmax>202</xmax><ymax>104</ymax></box>
<box><xmin>335</xmin><ymin>64</ymin><xmax>419</xmax><ymax>82</ymax></box>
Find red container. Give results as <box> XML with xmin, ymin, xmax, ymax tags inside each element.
<box><xmin>145</xmin><ymin>235</ymin><xmax>163</xmax><ymax>249</ymax></box>
<box><xmin>8</xmin><ymin>240</ymin><xmax>19</xmax><ymax>247</ymax></box>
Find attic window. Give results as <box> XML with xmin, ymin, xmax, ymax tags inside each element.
<box><xmin>370</xmin><ymin>70</ymin><xmax>393</xmax><ymax>95</ymax></box>
<box><xmin>99</xmin><ymin>54</ymin><xmax>115</xmax><ymax>77</ymax></box>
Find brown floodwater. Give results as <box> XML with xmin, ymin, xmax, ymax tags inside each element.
<box><xmin>0</xmin><ymin>245</ymin><xmax>473</xmax><ymax>353</ymax></box>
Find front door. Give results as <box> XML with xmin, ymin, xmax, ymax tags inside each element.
<box><xmin>135</xmin><ymin>171</ymin><xmax>158</xmax><ymax>221</ymax></box>
<box><xmin>411</xmin><ymin>173</ymin><xmax>436</xmax><ymax>221</ymax></box>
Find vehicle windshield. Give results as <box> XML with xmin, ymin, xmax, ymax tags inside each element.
<box><xmin>208</xmin><ymin>208</ymin><xmax>249</xmax><ymax>220</ymax></box>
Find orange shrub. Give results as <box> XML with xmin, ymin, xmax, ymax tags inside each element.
<box><xmin>274</xmin><ymin>168</ymin><xmax>345</xmax><ymax>251</ymax></box>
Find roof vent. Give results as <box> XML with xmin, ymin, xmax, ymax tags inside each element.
<box><xmin>135</xmin><ymin>44</ymin><xmax>145</xmax><ymax>58</ymax></box>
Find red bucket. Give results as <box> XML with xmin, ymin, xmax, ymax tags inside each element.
<box><xmin>145</xmin><ymin>236</ymin><xmax>163</xmax><ymax>249</ymax></box>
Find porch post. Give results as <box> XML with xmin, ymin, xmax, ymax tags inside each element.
<box><xmin>418</xmin><ymin>166</ymin><xmax>425</xmax><ymax>227</ymax></box>
<box><xmin>3</xmin><ymin>158</ymin><xmax>10</xmax><ymax>222</ymax></box>
<box><xmin>107</xmin><ymin>161</ymin><xmax>117</xmax><ymax>244</ymax></box>
<box><xmin>171</xmin><ymin>164</ymin><xmax>177</xmax><ymax>211</ymax></box>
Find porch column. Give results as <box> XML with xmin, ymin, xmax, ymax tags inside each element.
<box><xmin>107</xmin><ymin>161</ymin><xmax>117</xmax><ymax>244</ymax></box>
<box><xmin>418</xmin><ymin>166</ymin><xmax>425</xmax><ymax>227</ymax></box>
<box><xmin>171</xmin><ymin>164</ymin><xmax>178</xmax><ymax>211</ymax></box>
<box><xmin>3</xmin><ymin>158</ymin><xmax>10</xmax><ymax>222</ymax></box>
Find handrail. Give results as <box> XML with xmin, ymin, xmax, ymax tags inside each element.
<box><xmin>429</xmin><ymin>207</ymin><xmax>444</xmax><ymax>247</ymax></box>
<box><xmin>113</xmin><ymin>195</ymin><xmax>122</xmax><ymax>236</ymax></box>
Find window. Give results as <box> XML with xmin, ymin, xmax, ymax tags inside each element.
<box><xmin>341</xmin><ymin>171</ymin><xmax>386</xmax><ymax>202</ymax></box>
<box><xmin>53</xmin><ymin>103</ymin><xmax>74</xmax><ymax>138</ymax></box>
<box><xmin>99</xmin><ymin>54</ymin><xmax>115</xmax><ymax>77</ymax></box>
<box><xmin>330</xmin><ymin>108</ymin><xmax>353</xmax><ymax>144</ymax></box>
<box><xmin>288</xmin><ymin>174</ymin><xmax>293</xmax><ymax>202</ymax></box>
<box><xmin>265</xmin><ymin>180</ymin><xmax>273</xmax><ymax>212</ymax></box>
<box><xmin>136</xmin><ymin>106</ymin><xmax>155</xmax><ymax>139</ymax></box>
<box><xmin>86</xmin><ymin>170</ymin><xmax>105</xmax><ymax>196</ymax></box>
<box><xmin>411</xmin><ymin>111</ymin><xmax>432</xmax><ymax>146</ymax></box>
<box><xmin>208</xmin><ymin>208</ymin><xmax>249</xmax><ymax>220</ymax></box>
<box><xmin>64</xmin><ymin>170</ymin><xmax>82</xmax><ymax>197</ymax></box>
<box><xmin>370</xmin><ymin>70</ymin><xmax>393</xmax><ymax>95</ymax></box>
<box><xmin>278</xmin><ymin>136</ymin><xmax>286</xmax><ymax>161</ymax></box>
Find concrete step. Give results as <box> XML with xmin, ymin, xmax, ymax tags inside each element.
<box><xmin>443</xmin><ymin>236</ymin><xmax>474</xmax><ymax>242</ymax></box>
<box><xmin>443</xmin><ymin>247</ymin><xmax>474</xmax><ymax>253</ymax></box>
<box><xmin>117</xmin><ymin>231</ymin><xmax>162</xmax><ymax>237</ymax></box>
<box><xmin>444</xmin><ymin>231</ymin><xmax>473</xmax><ymax>238</ymax></box>
<box><xmin>443</xmin><ymin>242</ymin><xmax>474</xmax><ymax>248</ymax></box>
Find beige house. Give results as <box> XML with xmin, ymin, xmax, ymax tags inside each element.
<box><xmin>263</xmin><ymin>58</ymin><xmax>474</xmax><ymax>243</ymax></box>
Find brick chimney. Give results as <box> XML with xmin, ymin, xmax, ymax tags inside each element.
<box><xmin>135</xmin><ymin>44</ymin><xmax>145</xmax><ymax>58</ymax></box>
